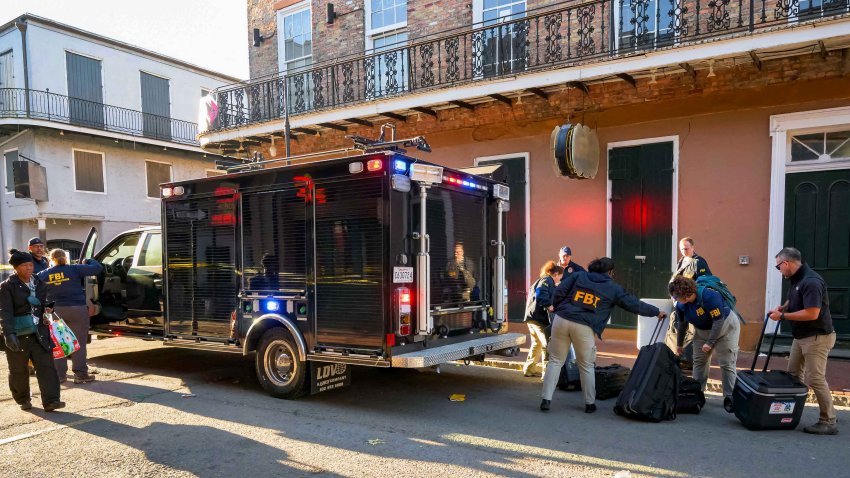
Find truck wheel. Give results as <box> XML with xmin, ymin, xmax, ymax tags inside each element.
<box><xmin>255</xmin><ymin>328</ymin><xmax>308</xmax><ymax>399</ymax></box>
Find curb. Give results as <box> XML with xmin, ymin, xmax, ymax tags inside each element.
<box><xmin>468</xmin><ymin>358</ymin><xmax>850</xmax><ymax>408</ymax></box>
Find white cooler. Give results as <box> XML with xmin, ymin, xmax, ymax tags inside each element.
<box><xmin>636</xmin><ymin>298</ymin><xmax>674</xmax><ymax>350</ymax></box>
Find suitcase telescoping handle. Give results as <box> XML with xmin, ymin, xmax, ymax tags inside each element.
<box><xmin>750</xmin><ymin>313</ymin><xmax>782</xmax><ymax>372</ymax></box>
<box><xmin>650</xmin><ymin>317</ymin><xmax>665</xmax><ymax>345</ymax></box>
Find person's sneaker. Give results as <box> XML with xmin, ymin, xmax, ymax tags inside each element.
<box><xmin>540</xmin><ymin>399</ymin><xmax>551</xmax><ymax>411</ymax></box>
<box><xmin>74</xmin><ymin>374</ymin><xmax>96</xmax><ymax>384</ymax></box>
<box><xmin>44</xmin><ymin>401</ymin><xmax>65</xmax><ymax>412</ymax></box>
<box><xmin>723</xmin><ymin>397</ymin><xmax>734</xmax><ymax>413</ymax></box>
<box><xmin>803</xmin><ymin>422</ymin><xmax>838</xmax><ymax>435</ymax></box>
<box><xmin>585</xmin><ymin>403</ymin><xmax>597</xmax><ymax>414</ymax></box>
<box><xmin>19</xmin><ymin>401</ymin><xmax>32</xmax><ymax>411</ymax></box>
<box><xmin>523</xmin><ymin>371</ymin><xmax>542</xmax><ymax>378</ymax></box>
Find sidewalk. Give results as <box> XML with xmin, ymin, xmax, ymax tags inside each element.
<box><xmin>477</xmin><ymin>333</ymin><xmax>850</xmax><ymax>407</ymax></box>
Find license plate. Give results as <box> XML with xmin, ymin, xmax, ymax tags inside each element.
<box><xmin>768</xmin><ymin>401</ymin><xmax>795</xmax><ymax>414</ymax></box>
<box><xmin>393</xmin><ymin>267</ymin><xmax>414</xmax><ymax>283</ymax></box>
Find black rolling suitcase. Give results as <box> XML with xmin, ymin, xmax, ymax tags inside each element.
<box><xmin>614</xmin><ymin>321</ymin><xmax>680</xmax><ymax>422</ymax></box>
<box><xmin>557</xmin><ymin>359</ymin><xmax>581</xmax><ymax>391</ymax></box>
<box><xmin>595</xmin><ymin>364</ymin><xmax>631</xmax><ymax>400</ymax></box>
<box><xmin>731</xmin><ymin>315</ymin><xmax>808</xmax><ymax>431</ymax></box>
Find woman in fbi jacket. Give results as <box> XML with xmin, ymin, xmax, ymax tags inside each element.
<box><xmin>540</xmin><ymin>257</ymin><xmax>666</xmax><ymax>413</ymax></box>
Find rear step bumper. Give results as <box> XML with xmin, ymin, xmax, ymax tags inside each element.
<box><xmin>391</xmin><ymin>333</ymin><xmax>526</xmax><ymax>368</ymax></box>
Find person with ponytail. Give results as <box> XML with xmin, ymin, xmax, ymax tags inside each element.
<box><xmin>0</xmin><ymin>249</ymin><xmax>64</xmax><ymax>411</ymax></box>
<box><xmin>38</xmin><ymin>248</ymin><xmax>102</xmax><ymax>384</ymax></box>
<box><xmin>523</xmin><ymin>261</ymin><xmax>564</xmax><ymax>377</ymax></box>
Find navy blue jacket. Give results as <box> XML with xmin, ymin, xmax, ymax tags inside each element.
<box><xmin>674</xmin><ymin>288</ymin><xmax>730</xmax><ymax>331</ymax></box>
<box><xmin>37</xmin><ymin>260</ymin><xmax>102</xmax><ymax>307</ymax></box>
<box><xmin>524</xmin><ymin>276</ymin><xmax>555</xmax><ymax>326</ymax></box>
<box><xmin>552</xmin><ymin>271</ymin><xmax>660</xmax><ymax>338</ymax></box>
<box><xmin>32</xmin><ymin>256</ymin><xmax>50</xmax><ymax>274</ymax></box>
<box><xmin>563</xmin><ymin>260</ymin><xmax>585</xmax><ymax>276</ymax></box>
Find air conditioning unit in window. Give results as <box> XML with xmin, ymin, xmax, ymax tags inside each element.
<box><xmin>13</xmin><ymin>160</ymin><xmax>49</xmax><ymax>201</ymax></box>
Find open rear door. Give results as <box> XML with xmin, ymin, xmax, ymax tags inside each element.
<box><xmin>80</xmin><ymin>227</ymin><xmax>100</xmax><ymax>316</ymax></box>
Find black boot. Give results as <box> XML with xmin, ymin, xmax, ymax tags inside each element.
<box><xmin>540</xmin><ymin>399</ymin><xmax>551</xmax><ymax>411</ymax></box>
<box><xmin>585</xmin><ymin>403</ymin><xmax>597</xmax><ymax>414</ymax></box>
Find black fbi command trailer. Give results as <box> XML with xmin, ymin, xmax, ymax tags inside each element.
<box><xmin>83</xmin><ymin>149</ymin><xmax>525</xmax><ymax>398</ymax></box>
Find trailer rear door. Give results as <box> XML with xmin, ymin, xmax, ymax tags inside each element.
<box><xmin>314</xmin><ymin>177</ymin><xmax>385</xmax><ymax>349</ymax></box>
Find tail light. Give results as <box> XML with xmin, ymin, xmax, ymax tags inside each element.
<box><xmin>395</xmin><ymin>286</ymin><xmax>412</xmax><ymax>336</ymax></box>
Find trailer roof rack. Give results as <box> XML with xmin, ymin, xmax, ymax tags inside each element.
<box><xmin>223</xmin><ymin>123</ymin><xmax>430</xmax><ymax>173</ymax></box>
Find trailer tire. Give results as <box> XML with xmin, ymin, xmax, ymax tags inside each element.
<box><xmin>255</xmin><ymin>328</ymin><xmax>308</xmax><ymax>399</ymax></box>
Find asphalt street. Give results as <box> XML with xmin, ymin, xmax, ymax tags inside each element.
<box><xmin>0</xmin><ymin>337</ymin><xmax>847</xmax><ymax>478</ymax></box>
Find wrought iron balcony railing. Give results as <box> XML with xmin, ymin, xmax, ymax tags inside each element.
<box><xmin>0</xmin><ymin>88</ymin><xmax>199</xmax><ymax>146</ymax></box>
<box><xmin>207</xmin><ymin>0</ymin><xmax>850</xmax><ymax>135</ymax></box>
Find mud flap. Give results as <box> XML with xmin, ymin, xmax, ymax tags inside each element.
<box><xmin>309</xmin><ymin>361</ymin><xmax>352</xmax><ymax>395</ymax></box>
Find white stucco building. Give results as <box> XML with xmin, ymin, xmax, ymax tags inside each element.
<box><xmin>0</xmin><ymin>14</ymin><xmax>241</xmax><ymax>257</ymax></box>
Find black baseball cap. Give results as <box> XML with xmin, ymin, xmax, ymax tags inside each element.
<box><xmin>28</xmin><ymin>237</ymin><xmax>44</xmax><ymax>246</ymax></box>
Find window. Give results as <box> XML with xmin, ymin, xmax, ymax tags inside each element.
<box><xmin>278</xmin><ymin>3</ymin><xmax>313</xmax><ymax>113</ymax></box>
<box><xmin>201</xmin><ymin>88</ymin><xmax>212</xmax><ymax>98</ymax></box>
<box><xmin>46</xmin><ymin>239</ymin><xmax>83</xmax><ymax>262</ymax></box>
<box><xmin>97</xmin><ymin>233</ymin><xmax>140</xmax><ymax>265</ymax></box>
<box><xmin>790</xmin><ymin>130</ymin><xmax>850</xmax><ymax>163</ymax></box>
<box><xmin>370</xmin><ymin>0</ymin><xmax>407</xmax><ymax>32</ymax></box>
<box><xmin>73</xmin><ymin>149</ymin><xmax>105</xmax><ymax>193</ymax></box>
<box><xmin>146</xmin><ymin>161</ymin><xmax>172</xmax><ymax>198</ymax></box>
<box><xmin>0</xmin><ymin>50</ymin><xmax>14</xmax><ymax>110</ymax></box>
<box><xmin>796</xmin><ymin>0</ymin><xmax>849</xmax><ymax>20</ymax></box>
<box><xmin>4</xmin><ymin>149</ymin><xmax>18</xmax><ymax>193</ymax></box>
<box><xmin>138</xmin><ymin>233</ymin><xmax>162</xmax><ymax>267</ymax></box>
<box><xmin>617</xmin><ymin>0</ymin><xmax>676</xmax><ymax>50</ymax></box>
<box><xmin>476</xmin><ymin>0</ymin><xmax>527</xmax><ymax>77</ymax></box>
<box><xmin>371</xmin><ymin>31</ymin><xmax>409</xmax><ymax>97</ymax></box>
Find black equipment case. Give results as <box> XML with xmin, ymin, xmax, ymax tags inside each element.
<box><xmin>732</xmin><ymin>315</ymin><xmax>808</xmax><ymax>430</ymax></box>
<box><xmin>676</xmin><ymin>377</ymin><xmax>706</xmax><ymax>414</ymax></box>
<box><xmin>558</xmin><ymin>363</ymin><xmax>631</xmax><ymax>400</ymax></box>
<box><xmin>614</xmin><ymin>321</ymin><xmax>680</xmax><ymax>422</ymax></box>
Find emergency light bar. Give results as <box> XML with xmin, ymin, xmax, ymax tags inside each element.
<box><xmin>409</xmin><ymin>164</ymin><xmax>443</xmax><ymax>184</ymax></box>
<box><xmin>444</xmin><ymin>176</ymin><xmax>488</xmax><ymax>191</ymax></box>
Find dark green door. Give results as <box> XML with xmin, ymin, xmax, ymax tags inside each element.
<box><xmin>609</xmin><ymin>142</ymin><xmax>674</xmax><ymax>327</ymax></box>
<box><xmin>477</xmin><ymin>157</ymin><xmax>527</xmax><ymax>324</ymax></box>
<box><xmin>783</xmin><ymin>169</ymin><xmax>850</xmax><ymax>340</ymax></box>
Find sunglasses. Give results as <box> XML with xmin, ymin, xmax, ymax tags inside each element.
<box><xmin>774</xmin><ymin>260</ymin><xmax>786</xmax><ymax>271</ymax></box>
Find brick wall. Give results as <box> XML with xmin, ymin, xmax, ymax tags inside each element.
<box><xmin>248</xmin><ymin>0</ymin><xmax>280</xmax><ymax>79</ymax></box>
<box><xmin>313</xmin><ymin>0</ymin><xmax>366</xmax><ymax>64</ymax></box>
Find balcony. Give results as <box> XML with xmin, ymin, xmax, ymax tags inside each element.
<box><xmin>0</xmin><ymin>88</ymin><xmax>200</xmax><ymax>146</ymax></box>
<box><xmin>204</xmin><ymin>0</ymin><xmax>850</xmax><ymax>142</ymax></box>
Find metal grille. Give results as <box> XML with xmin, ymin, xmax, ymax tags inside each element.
<box><xmin>315</xmin><ymin>178</ymin><xmax>385</xmax><ymax>348</ymax></box>
<box><xmin>417</xmin><ymin>188</ymin><xmax>487</xmax><ymax>307</ymax></box>
<box><xmin>165</xmin><ymin>196</ymin><xmax>238</xmax><ymax>337</ymax></box>
<box><xmin>242</xmin><ymin>189</ymin><xmax>307</xmax><ymax>293</ymax></box>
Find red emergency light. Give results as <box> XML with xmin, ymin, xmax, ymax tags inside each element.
<box><xmin>366</xmin><ymin>159</ymin><xmax>383</xmax><ymax>171</ymax></box>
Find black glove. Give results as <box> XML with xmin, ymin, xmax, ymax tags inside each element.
<box><xmin>4</xmin><ymin>334</ymin><xmax>21</xmax><ymax>352</ymax></box>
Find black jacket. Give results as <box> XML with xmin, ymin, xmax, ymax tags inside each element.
<box><xmin>0</xmin><ymin>274</ymin><xmax>53</xmax><ymax>351</ymax></box>
<box><xmin>552</xmin><ymin>271</ymin><xmax>660</xmax><ymax>338</ymax></box>
<box><xmin>524</xmin><ymin>276</ymin><xmax>555</xmax><ymax>326</ymax></box>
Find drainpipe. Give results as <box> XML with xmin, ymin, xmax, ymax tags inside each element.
<box><xmin>15</xmin><ymin>17</ymin><xmax>30</xmax><ymax>118</ymax></box>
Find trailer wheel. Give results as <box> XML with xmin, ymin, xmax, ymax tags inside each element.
<box><xmin>255</xmin><ymin>328</ymin><xmax>308</xmax><ymax>399</ymax></box>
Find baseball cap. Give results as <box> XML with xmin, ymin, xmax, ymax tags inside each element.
<box><xmin>28</xmin><ymin>237</ymin><xmax>44</xmax><ymax>246</ymax></box>
<box><xmin>559</xmin><ymin>246</ymin><xmax>572</xmax><ymax>256</ymax></box>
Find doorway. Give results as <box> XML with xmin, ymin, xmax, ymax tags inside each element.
<box><xmin>607</xmin><ymin>140</ymin><xmax>676</xmax><ymax>327</ymax></box>
<box><xmin>475</xmin><ymin>154</ymin><xmax>529</xmax><ymax>325</ymax></box>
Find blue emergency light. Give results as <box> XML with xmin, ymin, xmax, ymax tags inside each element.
<box><xmin>394</xmin><ymin>160</ymin><xmax>407</xmax><ymax>172</ymax></box>
<box><xmin>263</xmin><ymin>299</ymin><xmax>281</xmax><ymax>313</ymax></box>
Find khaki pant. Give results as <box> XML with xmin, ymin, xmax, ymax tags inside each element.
<box><xmin>788</xmin><ymin>332</ymin><xmax>837</xmax><ymax>426</ymax></box>
<box><xmin>523</xmin><ymin>323</ymin><xmax>548</xmax><ymax>376</ymax></box>
<box><xmin>665</xmin><ymin>311</ymin><xmax>694</xmax><ymax>360</ymax></box>
<box><xmin>691</xmin><ymin>312</ymin><xmax>740</xmax><ymax>399</ymax></box>
<box><xmin>542</xmin><ymin>315</ymin><xmax>597</xmax><ymax>405</ymax></box>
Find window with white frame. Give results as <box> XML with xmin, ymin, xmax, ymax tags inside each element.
<box><xmin>795</xmin><ymin>0</ymin><xmax>849</xmax><ymax>20</ymax></box>
<box><xmin>145</xmin><ymin>160</ymin><xmax>172</xmax><ymax>198</ymax></box>
<box><xmin>4</xmin><ymin>149</ymin><xmax>18</xmax><ymax>193</ymax></box>
<box><xmin>367</xmin><ymin>0</ymin><xmax>408</xmax><ymax>97</ymax></box>
<box><xmin>790</xmin><ymin>129</ymin><xmax>850</xmax><ymax>163</ymax></box>
<box><xmin>278</xmin><ymin>3</ymin><xmax>313</xmax><ymax>112</ymax></box>
<box><xmin>475</xmin><ymin>0</ymin><xmax>527</xmax><ymax>78</ymax></box>
<box><xmin>73</xmin><ymin>150</ymin><xmax>105</xmax><ymax>193</ymax></box>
